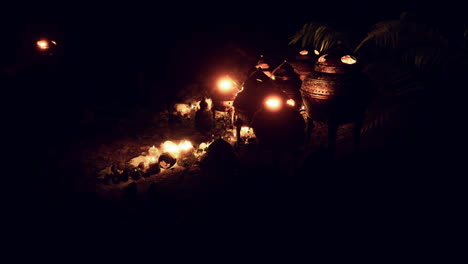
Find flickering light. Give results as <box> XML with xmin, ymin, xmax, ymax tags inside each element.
<box><xmin>299</xmin><ymin>50</ymin><xmax>309</xmax><ymax>55</ymax></box>
<box><xmin>198</xmin><ymin>142</ymin><xmax>208</xmax><ymax>150</ymax></box>
<box><xmin>286</xmin><ymin>99</ymin><xmax>295</xmax><ymax>107</ymax></box>
<box><xmin>218</xmin><ymin>77</ymin><xmax>234</xmax><ymax>92</ymax></box>
<box><xmin>178</xmin><ymin>140</ymin><xmax>193</xmax><ymax>152</ymax></box>
<box><xmin>257</xmin><ymin>63</ymin><xmax>270</xmax><ymax>69</ymax></box>
<box><xmin>314</xmin><ymin>49</ymin><xmax>320</xmax><ymax>55</ymax></box>
<box><xmin>51</xmin><ymin>40</ymin><xmax>57</xmax><ymax>45</ymax></box>
<box><xmin>175</xmin><ymin>103</ymin><xmax>192</xmax><ymax>115</ymax></box>
<box><xmin>162</xmin><ymin>141</ymin><xmax>179</xmax><ymax>156</ymax></box>
<box><xmin>36</xmin><ymin>39</ymin><xmax>49</xmax><ymax>50</ymax></box>
<box><xmin>341</xmin><ymin>55</ymin><xmax>357</xmax><ymax>64</ymax></box>
<box><xmin>264</xmin><ymin>96</ymin><xmax>282</xmax><ymax>111</ymax></box>
<box><xmin>146</xmin><ymin>156</ymin><xmax>157</xmax><ymax>164</ymax></box>
<box><xmin>318</xmin><ymin>55</ymin><xmax>327</xmax><ymax>63</ymax></box>
<box><xmin>241</xmin><ymin>126</ymin><xmax>255</xmax><ymax>143</ymax></box>
<box><xmin>148</xmin><ymin>145</ymin><xmax>159</xmax><ymax>157</ymax></box>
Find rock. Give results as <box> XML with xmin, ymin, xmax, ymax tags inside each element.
<box><xmin>158</xmin><ymin>153</ymin><xmax>177</xmax><ymax>169</ymax></box>
<box><xmin>143</xmin><ymin>163</ymin><xmax>161</xmax><ymax>178</ymax></box>
<box><xmin>177</xmin><ymin>151</ymin><xmax>198</xmax><ymax>168</ymax></box>
<box><xmin>119</xmin><ymin>170</ymin><xmax>129</xmax><ymax>182</ymax></box>
<box><xmin>128</xmin><ymin>167</ymin><xmax>142</xmax><ymax>181</ymax></box>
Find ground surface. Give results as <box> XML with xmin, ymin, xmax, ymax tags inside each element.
<box><xmin>10</xmin><ymin>89</ymin><xmax>466</xmax><ymax>254</ymax></box>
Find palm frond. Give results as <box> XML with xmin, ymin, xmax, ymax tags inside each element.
<box><xmin>401</xmin><ymin>46</ymin><xmax>450</xmax><ymax>73</ymax></box>
<box><xmin>288</xmin><ymin>22</ymin><xmax>345</xmax><ymax>53</ymax></box>
<box><xmin>354</xmin><ymin>20</ymin><xmax>403</xmax><ymax>52</ymax></box>
<box><xmin>360</xmin><ymin>59</ymin><xmax>426</xmax><ymax>134</ymax></box>
<box><xmin>354</xmin><ymin>19</ymin><xmax>448</xmax><ymax>53</ymax></box>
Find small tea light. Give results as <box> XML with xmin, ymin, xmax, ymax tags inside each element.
<box><xmin>264</xmin><ymin>96</ymin><xmax>282</xmax><ymax>111</ymax></box>
<box><xmin>286</xmin><ymin>99</ymin><xmax>295</xmax><ymax>107</ymax></box>
<box><xmin>148</xmin><ymin>145</ymin><xmax>159</xmax><ymax>157</ymax></box>
<box><xmin>36</xmin><ymin>39</ymin><xmax>49</xmax><ymax>50</ymax></box>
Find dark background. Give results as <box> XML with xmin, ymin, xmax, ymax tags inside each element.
<box><xmin>2</xmin><ymin>1</ymin><xmax>467</xmax><ymax>254</ymax></box>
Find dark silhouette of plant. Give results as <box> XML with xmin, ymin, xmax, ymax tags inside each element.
<box><xmin>288</xmin><ymin>11</ymin><xmax>467</xmax><ymax>137</ymax></box>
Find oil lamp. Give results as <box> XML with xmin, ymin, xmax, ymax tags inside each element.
<box><xmin>36</xmin><ymin>38</ymin><xmax>57</xmax><ymax>55</ymax></box>
<box><xmin>210</xmin><ymin>75</ymin><xmax>240</xmax><ymax>128</ymax></box>
<box><xmin>264</xmin><ymin>96</ymin><xmax>283</xmax><ymax>111</ymax></box>
<box><xmin>36</xmin><ymin>39</ymin><xmax>49</xmax><ymax>50</ymax></box>
<box><xmin>211</xmin><ymin>76</ymin><xmax>239</xmax><ymax>111</ymax></box>
<box><xmin>300</xmin><ymin>41</ymin><xmax>373</xmax><ymax>158</ymax></box>
<box><xmin>272</xmin><ymin>60</ymin><xmax>303</xmax><ymax>111</ymax></box>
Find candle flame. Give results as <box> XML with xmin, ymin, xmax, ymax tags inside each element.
<box><xmin>341</xmin><ymin>55</ymin><xmax>357</xmax><ymax>64</ymax></box>
<box><xmin>265</xmin><ymin>96</ymin><xmax>282</xmax><ymax>111</ymax></box>
<box><xmin>286</xmin><ymin>99</ymin><xmax>295</xmax><ymax>107</ymax></box>
<box><xmin>37</xmin><ymin>40</ymin><xmax>49</xmax><ymax>50</ymax></box>
<box><xmin>175</xmin><ymin>103</ymin><xmax>192</xmax><ymax>115</ymax></box>
<box><xmin>218</xmin><ymin>77</ymin><xmax>234</xmax><ymax>92</ymax></box>
<box><xmin>162</xmin><ymin>141</ymin><xmax>179</xmax><ymax>156</ymax></box>
<box><xmin>178</xmin><ymin>140</ymin><xmax>193</xmax><ymax>151</ymax></box>
<box><xmin>299</xmin><ymin>50</ymin><xmax>308</xmax><ymax>55</ymax></box>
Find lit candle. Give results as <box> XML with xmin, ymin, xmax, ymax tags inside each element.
<box><xmin>148</xmin><ymin>145</ymin><xmax>159</xmax><ymax>157</ymax></box>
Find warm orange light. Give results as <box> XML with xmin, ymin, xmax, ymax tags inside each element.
<box><xmin>318</xmin><ymin>55</ymin><xmax>327</xmax><ymax>63</ymax></box>
<box><xmin>50</xmin><ymin>40</ymin><xmax>57</xmax><ymax>45</ymax></box>
<box><xmin>314</xmin><ymin>49</ymin><xmax>320</xmax><ymax>55</ymax></box>
<box><xmin>148</xmin><ymin>145</ymin><xmax>159</xmax><ymax>157</ymax></box>
<box><xmin>178</xmin><ymin>140</ymin><xmax>193</xmax><ymax>152</ymax></box>
<box><xmin>256</xmin><ymin>63</ymin><xmax>270</xmax><ymax>70</ymax></box>
<box><xmin>162</xmin><ymin>141</ymin><xmax>179</xmax><ymax>156</ymax></box>
<box><xmin>218</xmin><ymin>77</ymin><xmax>234</xmax><ymax>92</ymax></box>
<box><xmin>146</xmin><ymin>156</ymin><xmax>157</xmax><ymax>164</ymax></box>
<box><xmin>299</xmin><ymin>50</ymin><xmax>309</xmax><ymax>55</ymax></box>
<box><xmin>341</xmin><ymin>55</ymin><xmax>357</xmax><ymax>64</ymax></box>
<box><xmin>239</xmin><ymin>126</ymin><xmax>255</xmax><ymax>141</ymax></box>
<box><xmin>175</xmin><ymin>103</ymin><xmax>192</xmax><ymax>115</ymax></box>
<box><xmin>286</xmin><ymin>99</ymin><xmax>295</xmax><ymax>107</ymax></box>
<box><xmin>160</xmin><ymin>140</ymin><xmax>194</xmax><ymax>159</ymax></box>
<box><xmin>37</xmin><ymin>40</ymin><xmax>49</xmax><ymax>50</ymax></box>
<box><xmin>264</xmin><ymin>96</ymin><xmax>282</xmax><ymax>111</ymax></box>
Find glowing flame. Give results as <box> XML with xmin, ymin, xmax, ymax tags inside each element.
<box><xmin>314</xmin><ymin>50</ymin><xmax>320</xmax><ymax>55</ymax></box>
<box><xmin>160</xmin><ymin>140</ymin><xmax>194</xmax><ymax>158</ymax></box>
<box><xmin>318</xmin><ymin>55</ymin><xmax>327</xmax><ymax>63</ymax></box>
<box><xmin>36</xmin><ymin>40</ymin><xmax>49</xmax><ymax>50</ymax></box>
<box><xmin>257</xmin><ymin>63</ymin><xmax>270</xmax><ymax>70</ymax></box>
<box><xmin>286</xmin><ymin>99</ymin><xmax>295</xmax><ymax>107</ymax></box>
<box><xmin>218</xmin><ymin>77</ymin><xmax>234</xmax><ymax>92</ymax></box>
<box><xmin>51</xmin><ymin>40</ymin><xmax>57</xmax><ymax>45</ymax></box>
<box><xmin>175</xmin><ymin>103</ymin><xmax>192</xmax><ymax>115</ymax></box>
<box><xmin>299</xmin><ymin>50</ymin><xmax>308</xmax><ymax>55</ymax></box>
<box><xmin>148</xmin><ymin>145</ymin><xmax>159</xmax><ymax>157</ymax></box>
<box><xmin>178</xmin><ymin>140</ymin><xmax>193</xmax><ymax>152</ymax></box>
<box><xmin>341</xmin><ymin>55</ymin><xmax>357</xmax><ymax>64</ymax></box>
<box><xmin>205</xmin><ymin>98</ymin><xmax>213</xmax><ymax>110</ymax></box>
<box><xmin>264</xmin><ymin>96</ymin><xmax>282</xmax><ymax>111</ymax></box>
<box><xmin>127</xmin><ymin>139</ymin><xmax>207</xmax><ymax>171</ymax></box>
<box><xmin>264</xmin><ymin>71</ymin><xmax>274</xmax><ymax>79</ymax></box>
<box><xmin>146</xmin><ymin>156</ymin><xmax>157</xmax><ymax>164</ymax></box>
<box><xmin>198</xmin><ymin>142</ymin><xmax>208</xmax><ymax>150</ymax></box>
<box><xmin>240</xmin><ymin>126</ymin><xmax>254</xmax><ymax>138</ymax></box>
<box><xmin>162</xmin><ymin>141</ymin><xmax>179</xmax><ymax>156</ymax></box>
